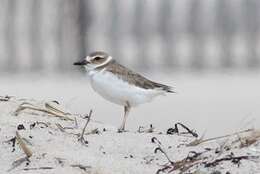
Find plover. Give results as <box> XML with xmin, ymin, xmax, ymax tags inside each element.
<box><xmin>74</xmin><ymin>51</ymin><xmax>174</xmax><ymax>132</ymax></box>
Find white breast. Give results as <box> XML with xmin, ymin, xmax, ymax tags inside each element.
<box><xmin>88</xmin><ymin>70</ymin><xmax>164</xmax><ymax>107</ymax></box>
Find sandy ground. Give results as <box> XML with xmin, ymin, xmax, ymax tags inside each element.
<box><xmin>0</xmin><ymin>72</ymin><xmax>259</xmax><ymax>137</ymax></box>
<box><xmin>0</xmin><ymin>94</ymin><xmax>260</xmax><ymax>173</ymax></box>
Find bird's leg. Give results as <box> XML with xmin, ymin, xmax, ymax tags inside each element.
<box><xmin>118</xmin><ymin>102</ymin><xmax>131</xmax><ymax>133</ymax></box>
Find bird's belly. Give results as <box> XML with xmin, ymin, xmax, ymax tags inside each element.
<box><xmin>90</xmin><ymin>72</ymin><xmax>161</xmax><ymax>106</ymax></box>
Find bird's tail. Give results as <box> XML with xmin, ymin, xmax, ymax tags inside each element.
<box><xmin>153</xmin><ymin>82</ymin><xmax>176</xmax><ymax>93</ymax></box>
<box><xmin>160</xmin><ymin>85</ymin><xmax>175</xmax><ymax>93</ymax></box>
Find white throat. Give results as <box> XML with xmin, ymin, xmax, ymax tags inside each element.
<box><xmin>85</xmin><ymin>56</ymin><xmax>112</xmax><ymax>77</ymax></box>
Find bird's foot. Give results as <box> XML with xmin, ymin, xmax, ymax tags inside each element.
<box><xmin>117</xmin><ymin>128</ymin><xmax>127</xmax><ymax>133</ymax></box>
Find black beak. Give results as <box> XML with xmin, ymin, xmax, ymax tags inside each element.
<box><xmin>73</xmin><ymin>60</ymin><xmax>88</xmax><ymax>66</ymax></box>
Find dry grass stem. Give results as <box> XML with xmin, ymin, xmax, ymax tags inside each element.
<box><xmin>14</xmin><ymin>102</ymin><xmax>73</xmax><ymax>121</ymax></box>
<box><xmin>187</xmin><ymin>129</ymin><xmax>253</xmax><ymax>146</ymax></box>
<box><xmin>45</xmin><ymin>101</ymin><xmax>70</xmax><ymax>116</ymax></box>
<box><xmin>55</xmin><ymin>123</ymin><xmax>79</xmax><ymax>136</ymax></box>
<box><xmin>238</xmin><ymin>129</ymin><xmax>260</xmax><ymax>148</ymax></box>
<box><xmin>16</xmin><ymin>131</ymin><xmax>33</xmax><ymax>158</ymax></box>
<box><xmin>167</xmin><ymin>122</ymin><xmax>198</xmax><ymax>138</ymax></box>
<box><xmin>23</xmin><ymin>167</ymin><xmax>54</xmax><ymax>171</ymax></box>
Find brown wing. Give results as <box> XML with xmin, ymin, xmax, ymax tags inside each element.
<box><xmin>105</xmin><ymin>61</ymin><xmax>174</xmax><ymax>93</ymax></box>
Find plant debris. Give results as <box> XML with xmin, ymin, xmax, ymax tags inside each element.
<box><xmin>16</xmin><ymin>131</ymin><xmax>32</xmax><ymax>158</ymax></box>
<box><xmin>152</xmin><ymin>137</ymin><xmax>174</xmax><ymax>166</ymax></box>
<box><xmin>0</xmin><ymin>95</ymin><xmax>12</xmax><ymax>101</ymax></box>
<box><xmin>205</xmin><ymin>155</ymin><xmax>259</xmax><ymax>168</ymax></box>
<box><xmin>138</xmin><ymin>124</ymin><xmax>155</xmax><ymax>133</ymax></box>
<box><xmin>17</xmin><ymin>124</ymin><xmax>26</xmax><ymax>130</ymax></box>
<box><xmin>187</xmin><ymin>129</ymin><xmax>253</xmax><ymax>146</ymax></box>
<box><xmin>70</xmin><ymin>164</ymin><xmax>91</xmax><ymax>171</ymax></box>
<box><xmin>153</xmin><ymin>131</ymin><xmax>260</xmax><ymax>174</ymax></box>
<box><xmin>23</xmin><ymin>167</ymin><xmax>54</xmax><ymax>171</ymax></box>
<box><xmin>78</xmin><ymin>110</ymin><xmax>93</xmax><ymax>145</ymax></box>
<box><xmin>5</xmin><ymin>137</ymin><xmax>16</xmax><ymax>152</ymax></box>
<box><xmin>14</xmin><ymin>102</ymin><xmax>74</xmax><ymax>121</ymax></box>
<box><xmin>30</xmin><ymin>121</ymin><xmax>49</xmax><ymax>129</ymax></box>
<box><xmin>8</xmin><ymin>157</ymin><xmax>30</xmax><ymax>172</ymax></box>
<box><xmin>167</xmin><ymin>122</ymin><xmax>198</xmax><ymax>138</ymax></box>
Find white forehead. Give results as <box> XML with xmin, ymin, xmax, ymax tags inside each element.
<box><xmin>86</xmin><ymin>56</ymin><xmax>91</xmax><ymax>61</ymax></box>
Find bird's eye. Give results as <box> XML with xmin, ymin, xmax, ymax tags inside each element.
<box><xmin>94</xmin><ymin>57</ymin><xmax>102</xmax><ymax>61</ymax></box>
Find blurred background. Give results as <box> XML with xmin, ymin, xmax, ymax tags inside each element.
<box><xmin>0</xmin><ymin>0</ymin><xmax>259</xmax><ymax>136</ymax></box>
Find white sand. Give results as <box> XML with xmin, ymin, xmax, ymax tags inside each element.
<box><xmin>0</xmin><ymin>97</ymin><xmax>260</xmax><ymax>174</ymax></box>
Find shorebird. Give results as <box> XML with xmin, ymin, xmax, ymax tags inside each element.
<box><xmin>74</xmin><ymin>51</ymin><xmax>174</xmax><ymax>132</ymax></box>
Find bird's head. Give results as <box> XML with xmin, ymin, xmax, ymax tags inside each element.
<box><xmin>74</xmin><ymin>51</ymin><xmax>113</xmax><ymax>71</ymax></box>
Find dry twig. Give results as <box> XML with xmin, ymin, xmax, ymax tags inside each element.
<box><xmin>78</xmin><ymin>110</ymin><xmax>93</xmax><ymax>145</ymax></box>
<box><xmin>152</xmin><ymin>137</ymin><xmax>174</xmax><ymax>165</ymax></box>
<box><xmin>167</xmin><ymin>122</ymin><xmax>198</xmax><ymax>138</ymax></box>
<box><xmin>70</xmin><ymin>164</ymin><xmax>91</xmax><ymax>171</ymax></box>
